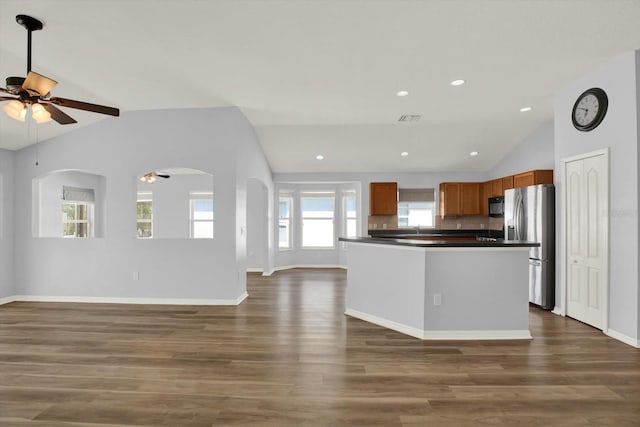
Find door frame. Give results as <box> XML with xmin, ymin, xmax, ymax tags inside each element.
<box><xmin>560</xmin><ymin>147</ymin><xmax>609</xmax><ymax>332</ymax></box>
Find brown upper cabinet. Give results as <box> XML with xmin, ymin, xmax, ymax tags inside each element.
<box><xmin>439</xmin><ymin>182</ymin><xmax>480</xmax><ymax>217</ymax></box>
<box><xmin>502</xmin><ymin>175</ymin><xmax>514</xmax><ymax>191</ymax></box>
<box><xmin>369</xmin><ymin>182</ymin><xmax>398</xmax><ymax>216</ymax></box>
<box><xmin>461</xmin><ymin>182</ymin><xmax>481</xmax><ymax>216</ymax></box>
<box><xmin>440</xmin><ymin>169</ymin><xmax>553</xmax><ymax>217</ymax></box>
<box><xmin>491</xmin><ymin>179</ymin><xmax>503</xmax><ymax>197</ymax></box>
<box><xmin>513</xmin><ymin>169</ymin><xmax>554</xmax><ymax>188</ymax></box>
<box><xmin>439</xmin><ymin>182</ymin><xmax>461</xmax><ymax>217</ymax></box>
<box><xmin>481</xmin><ymin>181</ymin><xmax>492</xmax><ymax>216</ymax></box>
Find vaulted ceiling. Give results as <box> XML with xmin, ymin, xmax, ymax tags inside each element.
<box><xmin>1</xmin><ymin>0</ymin><xmax>639</xmax><ymax>173</ymax></box>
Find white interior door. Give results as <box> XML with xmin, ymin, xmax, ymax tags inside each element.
<box><xmin>564</xmin><ymin>150</ymin><xmax>608</xmax><ymax>329</ymax></box>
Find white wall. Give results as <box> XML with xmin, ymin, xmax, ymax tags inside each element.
<box><xmin>247</xmin><ymin>178</ymin><xmax>268</xmax><ymax>271</ymax></box>
<box><xmin>489</xmin><ymin>119</ymin><xmax>555</xmax><ymax>179</ymax></box>
<box><xmin>0</xmin><ymin>149</ymin><xmax>14</xmax><ymax>299</ymax></box>
<box><xmin>554</xmin><ymin>50</ymin><xmax>639</xmax><ymax>343</ymax></box>
<box><xmin>12</xmin><ymin>107</ymin><xmax>271</xmax><ymax>302</ymax></box>
<box><xmin>235</xmin><ymin>116</ymin><xmax>274</xmax><ymax>284</ymax></box>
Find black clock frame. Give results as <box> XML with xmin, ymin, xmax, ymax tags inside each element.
<box><xmin>571</xmin><ymin>87</ymin><xmax>608</xmax><ymax>132</ymax></box>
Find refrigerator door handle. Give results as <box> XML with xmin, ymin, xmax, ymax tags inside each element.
<box><xmin>517</xmin><ymin>197</ymin><xmax>525</xmax><ymax>240</ymax></box>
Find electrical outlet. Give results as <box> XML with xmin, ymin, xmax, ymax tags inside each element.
<box><xmin>133</xmin><ymin>271</ymin><xmax>139</xmax><ymax>281</ymax></box>
<box><xmin>433</xmin><ymin>294</ymin><xmax>442</xmax><ymax>306</ymax></box>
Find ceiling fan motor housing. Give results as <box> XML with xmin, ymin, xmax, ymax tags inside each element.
<box><xmin>6</xmin><ymin>77</ymin><xmax>26</xmax><ymax>94</ymax></box>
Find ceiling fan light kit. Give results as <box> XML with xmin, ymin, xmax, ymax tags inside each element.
<box><xmin>2</xmin><ymin>100</ymin><xmax>27</xmax><ymax>121</ymax></box>
<box><xmin>1</xmin><ymin>14</ymin><xmax>119</xmax><ymax>125</ymax></box>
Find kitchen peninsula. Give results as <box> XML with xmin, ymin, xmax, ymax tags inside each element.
<box><xmin>339</xmin><ymin>236</ymin><xmax>539</xmax><ymax>340</ymax></box>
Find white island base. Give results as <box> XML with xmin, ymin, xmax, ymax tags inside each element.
<box><xmin>344</xmin><ymin>241</ymin><xmax>532</xmax><ymax>340</ymax></box>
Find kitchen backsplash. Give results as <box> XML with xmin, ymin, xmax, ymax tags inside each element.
<box><xmin>368</xmin><ymin>215</ymin><xmax>503</xmax><ymax>231</ymax></box>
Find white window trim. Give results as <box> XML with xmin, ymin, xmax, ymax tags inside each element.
<box><xmin>136</xmin><ymin>191</ymin><xmax>153</xmax><ymax>239</ymax></box>
<box><xmin>343</xmin><ymin>190</ymin><xmax>358</xmax><ymax>238</ymax></box>
<box><xmin>300</xmin><ymin>192</ymin><xmax>336</xmax><ymax>250</ymax></box>
<box><xmin>189</xmin><ymin>192</ymin><xmax>214</xmax><ymax>239</ymax></box>
<box><xmin>278</xmin><ymin>193</ymin><xmax>294</xmax><ymax>251</ymax></box>
<box><xmin>62</xmin><ymin>201</ymin><xmax>94</xmax><ymax>238</ymax></box>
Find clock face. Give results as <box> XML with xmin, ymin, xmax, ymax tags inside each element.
<box><xmin>572</xmin><ymin>88</ymin><xmax>608</xmax><ymax>131</ymax></box>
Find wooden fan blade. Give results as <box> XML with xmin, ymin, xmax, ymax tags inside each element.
<box><xmin>0</xmin><ymin>96</ymin><xmax>19</xmax><ymax>101</ymax></box>
<box><xmin>23</xmin><ymin>71</ymin><xmax>58</xmax><ymax>97</ymax></box>
<box><xmin>42</xmin><ymin>103</ymin><xmax>77</xmax><ymax>125</ymax></box>
<box><xmin>156</xmin><ymin>174</ymin><xmax>170</xmax><ymax>179</ymax></box>
<box><xmin>0</xmin><ymin>87</ymin><xmax>13</xmax><ymax>95</ymax></box>
<box><xmin>49</xmin><ymin>97</ymin><xmax>119</xmax><ymax>116</ymax></box>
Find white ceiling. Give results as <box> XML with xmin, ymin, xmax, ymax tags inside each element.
<box><xmin>1</xmin><ymin>0</ymin><xmax>639</xmax><ymax>173</ymax></box>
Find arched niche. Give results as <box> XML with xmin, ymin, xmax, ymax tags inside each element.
<box><xmin>136</xmin><ymin>167</ymin><xmax>214</xmax><ymax>239</ymax></box>
<box><xmin>32</xmin><ymin>170</ymin><xmax>106</xmax><ymax>238</ymax></box>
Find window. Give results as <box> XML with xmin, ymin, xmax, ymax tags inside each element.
<box><xmin>61</xmin><ymin>186</ymin><xmax>95</xmax><ymax>238</ymax></box>
<box><xmin>137</xmin><ymin>191</ymin><xmax>153</xmax><ymax>238</ymax></box>
<box><xmin>278</xmin><ymin>193</ymin><xmax>293</xmax><ymax>249</ymax></box>
<box><xmin>343</xmin><ymin>191</ymin><xmax>357</xmax><ymax>238</ymax></box>
<box><xmin>190</xmin><ymin>192</ymin><xmax>214</xmax><ymax>238</ymax></box>
<box><xmin>301</xmin><ymin>192</ymin><xmax>335</xmax><ymax>248</ymax></box>
<box><xmin>398</xmin><ymin>188</ymin><xmax>435</xmax><ymax>228</ymax></box>
<box><xmin>62</xmin><ymin>202</ymin><xmax>92</xmax><ymax>237</ymax></box>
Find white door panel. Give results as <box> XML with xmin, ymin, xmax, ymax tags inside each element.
<box><xmin>564</xmin><ymin>152</ymin><xmax>607</xmax><ymax>329</ymax></box>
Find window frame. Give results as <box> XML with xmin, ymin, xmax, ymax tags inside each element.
<box><xmin>343</xmin><ymin>190</ymin><xmax>358</xmax><ymax>238</ymax></box>
<box><xmin>189</xmin><ymin>191</ymin><xmax>214</xmax><ymax>239</ymax></box>
<box><xmin>278</xmin><ymin>192</ymin><xmax>294</xmax><ymax>251</ymax></box>
<box><xmin>397</xmin><ymin>188</ymin><xmax>436</xmax><ymax>229</ymax></box>
<box><xmin>300</xmin><ymin>191</ymin><xmax>336</xmax><ymax>249</ymax></box>
<box><xmin>136</xmin><ymin>191</ymin><xmax>153</xmax><ymax>239</ymax></box>
<box><xmin>61</xmin><ymin>201</ymin><xmax>93</xmax><ymax>238</ymax></box>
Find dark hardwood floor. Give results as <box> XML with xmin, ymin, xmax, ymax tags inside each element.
<box><xmin>0</xmin><ymin>268</ymin><xmax>638</xmax><ymax>426</ymax></box>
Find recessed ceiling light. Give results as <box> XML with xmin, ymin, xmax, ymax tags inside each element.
<box><xmin>400</xmin><ymin>151</ymin><xmax>409</xmax><ymax>157</ymax></box>
<box><xmin>396</xmin><ymin>90</ymin><xmax>409</xmax><ymax>97</ymax></box>
<box><xmin>316</xmin><ymin>154</ymin><xmax>324</xmax><ymax>160</ymax></box>
<box><xmin>450</xmin><ymin>79</ymin><xmax>466</xmax><ymax>86</ymax></box>
<box><xmin>469</xmin><ymin>151</ymin><xmax>479</xmax><ymax>156</ymax></box>
<box><xmin>520</xmin><ymin>107</ymin><xmax>532</xmax><ymax>112</ymax></box>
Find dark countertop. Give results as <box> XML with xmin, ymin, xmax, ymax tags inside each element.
<box><xmin>368</xmin><ymin>228</ymin><xmax>504</xmax><ymax>238</ymax></box>
<box><xmin>339</xmin><ymin>236</ymin><xmax>539</xmax><ymax>248</ymax></box>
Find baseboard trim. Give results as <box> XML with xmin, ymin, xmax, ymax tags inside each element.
<box><xmin>0</xmin><ymin>296</ymin><xmax>16</xmax><ymax>306</ymax></box>
<box><xmin>606</xmin><ymin>328</ymin><xmax>640</xmax><ymax>348</ymax></box>
<box><xmin>552</xmin><ymin>307</ymin><xmax>564</xmax><ymax>316</ymax></box>
<box><xmin>246</xmin><ymin>268</ymin><xmax>263</xmax><ymax>273</ymax></box>
<box><xmin>421</xmin><ymin>329</ymin><xmax>532</xmax><ymax>340</ymax></box>
<box><xmin>345</xmin><ymin>308</ymin><xmax>531</xmax><ymax>340</ymax></box>
<box><xmin>8</xmin><ymin>294</ymin><xmax>248</xmax><ymax>306</ymax></box>
<box><xmin>345</xmin><ymin>308</ymin><xmax>425</xmax><ymax>339</ymax></box>
<box><xmin>274</xmin><ymin>264</ymin><xmax>346</xmax><ymax>272</ymax></box>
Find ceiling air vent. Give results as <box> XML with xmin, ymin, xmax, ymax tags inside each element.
<box><xmin>398</xmin><ymin>114</ymin><xmax>421</xmax><ymax>122</ymax></box>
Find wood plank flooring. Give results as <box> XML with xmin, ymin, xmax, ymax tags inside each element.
<box><xmin>0</xmin><ymin>268</ymin><xmax>638</xmax><ymax>426</ymax></box>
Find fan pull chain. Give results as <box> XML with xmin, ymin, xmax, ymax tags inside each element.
<box><xmin>35</xmin><ymin>121</ymin><xmax>39</xmax><ymax>166</ymax></box>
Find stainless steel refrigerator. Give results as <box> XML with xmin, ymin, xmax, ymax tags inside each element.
<box><xmin>504</xmin><ymin>184</ymin><xmax>555</xmax><ymax>310</ymax></box>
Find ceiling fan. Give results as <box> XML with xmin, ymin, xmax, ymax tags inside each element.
<box><xmin>140</xmin><ymin>172</ymin><xmax>170</xmax><ymax>183</ymax></box>
<box><xmin>0</xmin><ymin>14</ymin><xmax>119</xmax><ymax>125</ymax></box>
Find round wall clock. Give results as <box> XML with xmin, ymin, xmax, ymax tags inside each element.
<box><xmin>571</xmin><ymin>87</ymin><xmax>608</xmax><ymax>132</ymax></box>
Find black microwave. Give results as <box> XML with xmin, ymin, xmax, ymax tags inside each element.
<box><xmin>488</xmin><ymin>196</ymin><xmax>504</xmax><ymax>217</ymax></box>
